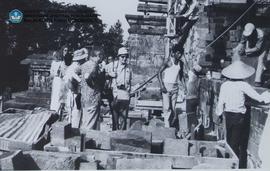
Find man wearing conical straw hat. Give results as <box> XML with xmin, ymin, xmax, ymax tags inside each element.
<box><xmin>216</xmin><ymin>58</ymin><xmax>270</xmax><ymax>168</ymax></box>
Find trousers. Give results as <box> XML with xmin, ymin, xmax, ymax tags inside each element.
<box><xmin>225</xmin><ymin>112</ymin><xmax>249</xmax><ymax>168</ymax></box>
<box><xmin>112</xmin><ymin>99</ymin><xmax>129</xmax><ymax>130</ymax></box>
<box><xmin>162</xmin><ymin>83</ymin><xmax>179</xmax><ymax>128</ymax></box>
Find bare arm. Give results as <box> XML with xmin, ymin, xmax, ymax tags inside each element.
<box><xmin>158</xmin><ymin>59</ymin><xmax>170</xmax><ymax>89</ymax></box>
<box><xmin>182</xmin><ymin>0</ymin><xmax>197</xmax><ymax>18</ymax></box>
<box><xmin>243</xmin><ymin>82</ymin><xmax>264</xmax><ymax>103</ymax></box>
<box><xmin>216</xmin><ymin>84</ymin><xmax>225</xmax><ymax>116</ymax></box>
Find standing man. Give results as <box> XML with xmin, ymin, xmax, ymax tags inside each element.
<box><xmin>81</xmin><ymin>47</ymin><xmax>104</xmax><ymax>130</ymax></box>
<box><xmin>158</xmin><ymin>48</ymin><xmax>184</xmax><ymax>128</ymax></box>
<box><xmin>235</xmin><ymin>23</ymin><xmax>269</xmax><ymax>87</ymax></box>
<box><xmin>216</xmin><ymin>59</ymin><xmax>270</xmax><ymax>168</ymax></box>
<box><xmin>64</xmin><ymin>48</ymin><xmax>88</xmax><ymax>128</ymax></box>
<box><xmin>107</xmin><ymin>47</ymin><xmax>132</xmax><ymax>130</ymax></box>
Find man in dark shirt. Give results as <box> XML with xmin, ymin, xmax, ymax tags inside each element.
<box><xmin>235</xmin><ymin>23</ymin><xmax>268</xmax><ymax>87</ymax></box>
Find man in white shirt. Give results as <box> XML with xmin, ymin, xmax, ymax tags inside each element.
<box><xmin>106</xmin><ymin>47</ymin><xmax>132</xmax><ymax>130</ymax></box>
<box><xmin>216</xmin><ymin>59</ymin><xmax>270</xmax><ymax>168</ymax></box>
<box><xmin>158</xmin><ymin>48</ymin><xmax>184</xmax><ymax>128</ymax></box>
<box><xmin>64</xmin><ymin>48</ymin><xmax>88</xmax><ymax>128</ymax></box>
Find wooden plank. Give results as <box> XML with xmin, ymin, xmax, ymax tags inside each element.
<box><xmin>139</xmin><ymin>0</ymin><xmax>168</xmax><ymax>4</ymax></box>
<box><xmin>135</xmin><ymin>100</ymin><xmax>184</xmax><ymax>110</ymax></box>
<box><xmin>208</xmin><ymin>0</ymin><xmax>247</xmax><ymax>4</ymax></box>
<box><xmin>137</xmin><ymin>3</ymin><xmax>167</xmax><ymax>13</ymax></box>
<box><xmin>128</xmin><ymin>27</ymin><xmax>167</xmax><ymax>35</ymax></box>
<box><xmin>125</xmin><ymin>14</ymin><xmax>166</xmax><ymax>22</ymax></box>
<box><xmin>128</xmin><ymin>19</ymin><xmax>166</xmax><ymax>27</ymax></box>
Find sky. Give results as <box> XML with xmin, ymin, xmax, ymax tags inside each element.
<box><xmin>51</xmin><ymin>0</ymin><xmax>140</xmax><ymax>40</ymax></box>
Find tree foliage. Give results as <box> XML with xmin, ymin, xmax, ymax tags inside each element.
<box><xmin>0</xmin><ymin>0</ymin><xmax>124</xmax><ymax>92</ymax></box>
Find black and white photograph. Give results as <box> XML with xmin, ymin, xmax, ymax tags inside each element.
<box><xmin>0</xmin><ymin>0</ymin><xmax>270</xmax><ymax>170</ymax></box>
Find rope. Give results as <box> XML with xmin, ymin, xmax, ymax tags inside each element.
<box><xmin>206</xmin><ymin>0</ymin><xmax>257</xmax><ymax>48</ymax></box>
<box><xmin>132</xmin><ymin>0</ymin><xmax>257</xmax><ymax>95</ymax></box>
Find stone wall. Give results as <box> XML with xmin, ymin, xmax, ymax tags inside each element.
<box><xmin>128</xmin><ymin>34</ymin><xmax>167</xmax><ymax>85</ymax></box>
<box><xmin>182</xmin><ymin>1</ymin><xmax>270</xmax><ymax>89</ymax></box>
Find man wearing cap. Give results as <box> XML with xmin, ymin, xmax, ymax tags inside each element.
<box><xmin>64</xmin><ymin>48</ymin><xmax>88</xmax><ymax>128</ymax></box>
<box><xmin>106</xmin><ymin>47</ymin><xmax>132</xmax><ymax>130</ymax></box>
<box><xmin>158</xmin><ymin>48</ymin><xmax>184</xmax><ymax>129</ymax></box>
<box><xmin>235</xmin><ymin>23</ymin><xmax>268</xmax><ymax>87</ymax></box>
<box><xmin>216</xmin><ymin>58</ymin><xmax>270</xmax><ymax>168</ymax></box>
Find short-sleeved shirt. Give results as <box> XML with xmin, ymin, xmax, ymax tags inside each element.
<box><xmin>106</xmin><ymin>61</ymin><xmax>132</xmax><ymax>100</ymax></box>
<box><xmin>216</xmin><ymin>81</ymin><xmax>264</xmax><ymax>116</ymax></box>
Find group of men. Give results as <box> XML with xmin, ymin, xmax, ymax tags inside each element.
<box><xmin>62</xmin><ymin>47</ymin><xmax>132</xmax><ymax>131</ymax></box>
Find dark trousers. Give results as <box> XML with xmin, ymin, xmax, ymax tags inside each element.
<box><xmin>225</xmin><ymin>112</ymin><xmax>250</xmax><ymax>168</ymax></box>
<box><xmin>112</xmin><ymin>99</ymin><xmax>129</xmax><ymax>130</ymax></box>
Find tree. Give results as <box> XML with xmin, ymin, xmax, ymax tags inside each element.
<box><xmin>103</xmin><ymin>20</ymin><xmax>124</xmax><ymax>58</ymax></box>
<box><xmin>0</xmin><ymin>0</ymin><xmax>105</xmax><ymax>92</ymax></box>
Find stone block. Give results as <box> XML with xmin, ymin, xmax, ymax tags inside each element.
<box><xmin>116</xmin><ymin>158</ymin><xmax>172</xmax><ymax>169</ymax></box>
<box><xmin>163</xmin><ymin>138</ymin><xmax>189</xmax><ymax>155</ymax></box>
<box><xmin>179</xmin><ymin>113</ymin><xmax>189</xmax><ymax>134</ymax></box>
<box><xmin>65</xmin><ymin>136</ymin><xmax>82</xmax><ymax>152</ymax></box>
<box><xmin>79</xmin><ymin>162</ymin><xmax>97</xmax><ymax>170</ymax></box>
<box><xmin>79</xmin><ymin>155</ymin><xmax>97</xmax><ymax>170</ymax></box>
<box><xmin>127</xmin><ymin>110</ymin><xmax>148</xmax><ymax>128</ymax></box>
<box><xmin>110</xmin><ymin>130</ymin><xmax>152</xmax><ymax>153</ymax></box>
<box><xmin>44</xmin><ymin>143</ymin><xmax>70</xmax><ymax>152</ymax></box>
<box><xmin>23</xmin><ymin>150</ymin><xmax>80</xmax><ymax>170</ymax></box>
<box><xmin>51</xmin><ymin>121</ymin><xmax>71</xmax><ymax>146</ymax></box>
<box><xmin>148</xmin><ymin>118</ymin><xmax>165</xmax><ymax>127</ymax></box>
<box><xmin>142</xmin><ymin>125</ymin><xmax>176</xmax><ymax>142</ymax></box>
<box><xmin>0</xmin><ymin>151</ymin><xmax>25</xmax><ymax>170</ymax></box>
<box><xmin>83</xmin><ymin>130</ymin><xmax>111</xmax><ymax>150</ymax></box>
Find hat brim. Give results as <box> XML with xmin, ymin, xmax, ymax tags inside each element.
<box><xmin>243</xmin><ymin>30</ymin><xmax>253</xmax><ymax>37</ymax></box>
<box><xmin>73</xmin><ymin>54</ymin><xmax>88</xmax><ymax>61</ymax></box>
<box><xmin>221</xmin><ymin>60</ymin><xmax>255</xmax><ymax>79</ymax></box>
<box><xmin>117</xmin><ymin>53</ymin><xmax>128</xmax><ymax>56</ymax></box>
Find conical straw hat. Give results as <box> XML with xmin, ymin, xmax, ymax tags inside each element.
<box><xmin>221</xmin><ymin>60</ymin><xmax>255</xmax><ymax>79</ymax></box>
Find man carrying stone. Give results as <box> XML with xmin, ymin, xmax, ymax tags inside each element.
<box><xmin>158</xmin><ymin>47</ymin><xmax>184</xmax><ymax>129</ymax></box>
<box><xmin>235</xmin><ymin>23</ymin><xmax>269</xmax><ymax>87</ymax></box>
<box><xmin>107</xmin><ymin>47</ymin><xmax>132</xmax><ymax>130</ymax></box>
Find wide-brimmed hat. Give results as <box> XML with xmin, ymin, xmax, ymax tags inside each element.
<box><xmin>221</xmin><ymin>60</ymin><xmax>255</xmax><ymax>79</ymax></box>
<box><xmin>73</xmin><ymin>48</ymin><xmax>88</xmax><ymax>61</ymax></box>
<box><xmin>117</xmin><ymin>47</ymin><xmax>128</xmax><ymax>56</ymax></box>
<box><xmin>243</xmin><ymin>23</ymin><xmax>255</xmax><ymax>37</ymax></box>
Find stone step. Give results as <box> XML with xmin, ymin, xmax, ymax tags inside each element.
<box><xmin>110</xmin><ymin>130</ymin><xmax>152</xmax><ymax>153</ymax></box>
<box><xmin>115</xmin><ymin>158</ymin><xmax>172</xmax><ymax>169</ymax></box>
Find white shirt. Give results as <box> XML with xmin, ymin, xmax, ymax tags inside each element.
<box><xmin>216</xmin><ymin>81</ymin><xmax>265</xmax><ymax>116</ymax></box>
<box><xmin>106</xmin><ymin>60</ymin><xmax>132</xmax><ymax>100</ymax></box>
<box><xmin>163</xmin><ymin>59</ymin><xmax>181</xmax><ymax>84</ymax></box>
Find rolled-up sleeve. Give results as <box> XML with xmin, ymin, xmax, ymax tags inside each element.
<box><xmin>243</xmin><ymin>82</ymin><xmax>264</xmax><ymax>103</ymax></box>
